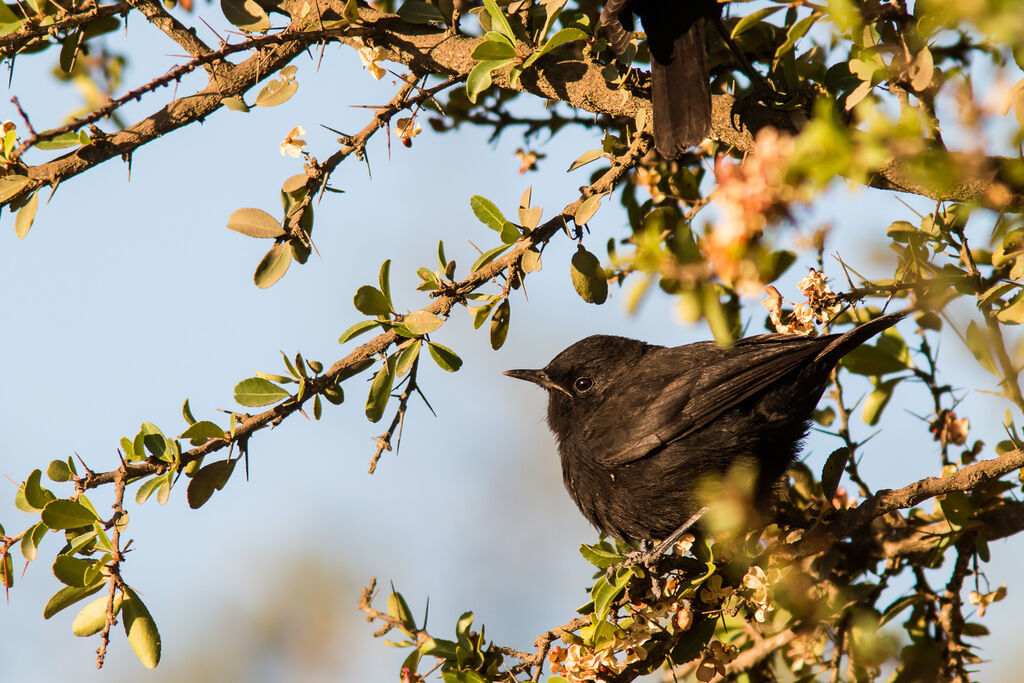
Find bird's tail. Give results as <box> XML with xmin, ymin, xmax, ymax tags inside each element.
<box><xmin>650</xmin><ymin>19</ymin><xmax>711</xmax><ymax>157</ymax></box>
<box><xmin>816</xmin><ymin>312</ymin><xmax>908</xmax><ymax>367</ymax></box>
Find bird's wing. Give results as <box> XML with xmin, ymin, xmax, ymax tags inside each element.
<box><xmin>589</xmin><ymin>335</ymin><xmax>827</xmax><ymax>466</ymax></box>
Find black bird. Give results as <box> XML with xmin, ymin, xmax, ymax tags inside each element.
<box><xmin>601</xmin><ymin>0</ymin><xmax>722</xmax><ymax>158</ymax></box>
<box><xmin>505</xmin><ymin>313</ymin><xmax>905</xmax><ymax>543</ymax></box>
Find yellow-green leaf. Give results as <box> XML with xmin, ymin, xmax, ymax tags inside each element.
<box><xmin>122</xmin><ymin>587</ymin><xmax>161</xmax><ymax>669</ymax></box>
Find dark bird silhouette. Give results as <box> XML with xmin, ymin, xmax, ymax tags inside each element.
<box><xmin>601</xmin><ymin>0</ymin><xmax>722</xmax><ymax>158</ymax></box>
<box><xmin>505</xmin><ymin>313</ymin><xmax>905</xmax><ymax>543</ymax></box>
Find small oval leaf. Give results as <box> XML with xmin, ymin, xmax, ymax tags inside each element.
<box><xmin>122</xmin><ymin>587</ymin><xmax>161</xmax><ymax>669</ymax></box>
<box><xmin>227</xmin><ymin>208</ymin><xmax>285</xmax><ymax>238</ymax></box>
<box><xmin>234</xmin><ymin>377</ymin><xmax>291</xmax><ymax>407</ymax></box>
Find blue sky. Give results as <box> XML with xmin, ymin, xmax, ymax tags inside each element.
<box><xmin>2</xmin><ymin>9</ymin><xmax>1023</xmax><ymax>681</ymax></box>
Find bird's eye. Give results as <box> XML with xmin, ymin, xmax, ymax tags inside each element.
<box><xmin>573</xmin><ymin>377</ymin><xmax>593</xmax><ymax>393</ymax></box>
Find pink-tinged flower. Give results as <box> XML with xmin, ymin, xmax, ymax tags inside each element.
<box><xmin>705</xmin><ymin>128</ymin><xmax>800</xmax><ymax>294</ymax></box>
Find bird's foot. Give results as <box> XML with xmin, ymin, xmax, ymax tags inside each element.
<box><xmin>604</xmin><ymin>507</ymin><xmax>709</xmax><ymax>579</ymax></box>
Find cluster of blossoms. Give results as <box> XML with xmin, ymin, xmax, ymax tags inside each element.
<box><xmin>547</xmin><ymin>631</ymin><xmax>650</xmax><ymax>683</ymax></box>
<box><xmin>762</xmin><ymin>269</ymin><xmax>842</xmax><ymax>335</ymax></box>
<box><xmin>930</xmin><ymin>409</ymin><xmax>970</xmax><ymax>447</ymax></box>
<box><xmin>706</xmin><ymin>128</ymin><xmax>801</xmax><ymax>295</ymax></box>
<box><xmin>740</xmin><ymin>565</ymin><xmax>777</xmax><ymax>623</ymax></box>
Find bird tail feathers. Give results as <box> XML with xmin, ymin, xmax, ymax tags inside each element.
<box><xmin>816</xmin><ymin>311</ymin><xmax>908</xmax><ymax>367</ymax></box>
<box><xmin>650</xmin><ymin>19</ymin><xmax>711</xmax><ymax>157</ymax></box>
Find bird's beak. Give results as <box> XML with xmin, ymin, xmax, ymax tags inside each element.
<box><xmin>503</xmin><ymin>368</ymin><xmax>571</xmax><ymax>397</ymax></box>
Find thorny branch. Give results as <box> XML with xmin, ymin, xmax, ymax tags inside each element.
<box><xmin>6</xmin><ymin>4</ymin><xmax>1023</xmax><ymax>209</ymax></box>
<box><xmin>368</xmin><ymin>353</ymin><xmax>422</xmax><ymax>474</ymax></box>
<box><xmin>70</xmin><ymin>125</ymin><xmax>655</xmax><ymax>493</ymax></box>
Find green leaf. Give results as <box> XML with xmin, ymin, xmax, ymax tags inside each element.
<box><xmin>570</xmin><ymin>246</ymin><xmax>608</xmax><ymax>304</ymax></box>
<box><xmin>339</xmin><ymin>319</ymin><xmax>381</xmax><ymax>343</ymax></box>
<box><xmin>20</xmin><ymin>521</ymin><xmax>47</xmax><ymax>561</ymax></box>
<box><xmin>533</xmin><ymin>27</ymin><xmax>587</xmax><ymax>59</ymax></box>
<box><xmin>186</xmin><ymin>459</ymin><xmax>237</xmax><ymax>509</ymax></box>
<box><xmin>775</xmin><ymin>12</ymin><xmax>819</xmax><ymax>58</ymax></box>
<box><xmin>14</xmin><ymin>191</ymin><xmax>38</xmax><ymax>239</ymax></box>
<box><xmin>591</xmin><ymin>572</ymin><xmax>626</xmax><ymax>620</ymax></box>
<box><xmin>24</xmin><ymin>469</ymin><xmax>55</xmax><ymax>510</ymax></box>
<box><xmin>221</xmin><ymin>96</ymin><xmax>250</xmax><ymax>112</ymax></box>
<box><xmin>135</xmin><ymin>472</ymin><xmax>170</xmax><ymax>505</ymax></box>
<box><xmin>182</xmin><ymin>398</ymin><xmax>197</xmax><ymax>425</ymax></box>
<box><xmin>396</xmin><ymin>341</ymin><xmax>421</xmax><ymax>377</ymax></box>
<box><xmin>255</xmin><ymin>75</ymin><xmax>298</xmax><ymax>107</ymax></box>
<box><xmin>387</xmin><ymin>590</ymin><xmax>417</xmax><ymax>636</ymax></box>
<box><xmin>879</xmin><ymin>593</ymin><xmax>926</xmax><ymax>627</ymax></box>
<box><xmin>0</xmin><ymin>552</ymin><xmax>11</xmax><ymax>588</ymax></box>
<box><xmin>397</xmin><ymin>0</ymin><xmax>444</xmax><ymax>23</ymax></box>
<box><xmin>41</xmin><ymin>500</ymin><xmax>98</xmax><ymax>530</ymax></box>
<box><xmin>862</xmin><ymin>377</ymin><xmax>900</xmax><ymax>426</ymax></box>
<box><xmin>841</xmin><ymin>341</ymin><xmax>908</xmax><ymax>376</ymax></box>
<box><xmin>470</xmin><ymin>195</ymin><xmax>507</xmax><ymax>232</ymax></box>
<box><xmin>466</xmin><ymin>59</ymin><xmax>512</xmax><ymax>103</ymax></box>
<box><xmin>574</xmin><ymin>193</ymin><xmax>605</xmax><ymax>225</ymax></box>
<box><xmin>375</xmin><ymin>259</ymin><xmax>393</xmax><ymax>309</ymax></box>
<box><xmin>996</xmin><ymin>290</ymin><xmax>1024</xmax><ymax>324</ymax></box>
<box><xmin>227</xmin><ymin>208</ymin><xmax>285</xmax><ymax>238</ymax></box>
<box><xmin>221</xmin><ymin>0</ymin><xmax>269</xmax><ymax>31</ymax></box>
<box><xmin>567</xmin><ymin>149</ymin><xmax>607</xmax><ymax>173</ymax></box>
<box><xmin>122</xmin><ymin>587</ymin><xmax>161</xmax><ymax>669</ymax></box>
<box><xmin>52</xmin><ymin>555</ymin><xmax>95</xmax><ymax>587</ymax></box>
<box><xmin>472</xmin><ymin>34</ymin><xmax>517</xmax><ymax>60</ymax></box>
<box><xmin>481</xmin><ymin>0</ymin><xmax>514</xmax><ymax>40</ymax></box>
<box><xmin>404</xmin><ymin>310</ymin><xmax>443</xmax><ymax>335</ymax></box>
<box><xmin>354</xmin><ymin>285</ymin><xmax>392</xmax><ymax>316</ymax></box>
<box><xmin>670</xmin><ymin>616</ymin><xmax>717</xmax><ymax>664</ymax></box>
<box><xmin>72</xmin><ymin>593</ymin><xmax>123</xmax><ymax>637</ymax></box>
<box><xmin>0</xmin><ymin>175</ymin><xmax>29</xmax><ymax>203</ymax></box>
<box><xmin>820</xmin><ymin>447</ymin><xmax>849</xmax><ymax>501</ymax></box>
<box><xmin>253</xmin><ymin>242</ymin><xmax>292</xmax><ymax>288</ymax></box>
<box><xmin>234</xmin><ymin>377</ymin><xmax>291</xmax><ymax>407</ymax></box>
<box><xmin>365</xmin><ymin>359</ymin><xmax>395</xmax><ymax>422</ymax></box>
<box><xmin>33</xmin><ymin>131</ymin><xmax>84</xmax><ymax>150</ymax></box>
<box><xmin>521</xmin><ymin>247</ymin><xmax>542</xmax><ymax>273</ymax></box>
<box><xmin>58</xmin><ymin>29</ymin><xmax>81</xmax><ymax>74</ymax></box>
<box><xmin>427</xmin><ymin>342</ymin><xmax>462</xmax><ymax>372</ymax></box>
<box><xmin>490</xmin><ymin>299</ymin><xmax>510</xmax><ymax>350</ymax></box>
<box><xmin>731</xmin><ymin>6</ymin><xmax>783</xmax><ymax>38</ymax></box>
<box><xmin>179</xmin><ymin>421</ymin><xmax>225</xmax><ymax>446</ymax></box>
<box><xmin>965</xmin><ymin>321</ymin><xmax>998</xmax><ymax>375</ymax></box>
<box><xmin>44</xmin><ymin>583</ymin><xmax>105</xmax><ymax>619</ymax></box>
<box><xmin>499</xmin><ymin>221</ymin><xmax>520</xmax><ymax>244</ymax></box>
<box><xmin>579</xmin><ymin>543</ymin><xmax>623</xmax><ymax>569</ymax></box>
<box><xmin>471</xmin><ymin>242</ymin><xmax>513</xmax><ymax>272</ymax></box>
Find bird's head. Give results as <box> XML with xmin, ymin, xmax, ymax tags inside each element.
<box><xmin>504</xmin><ymin>335</ymin><xmax>651</xmax><ymax>438</ymax></box>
